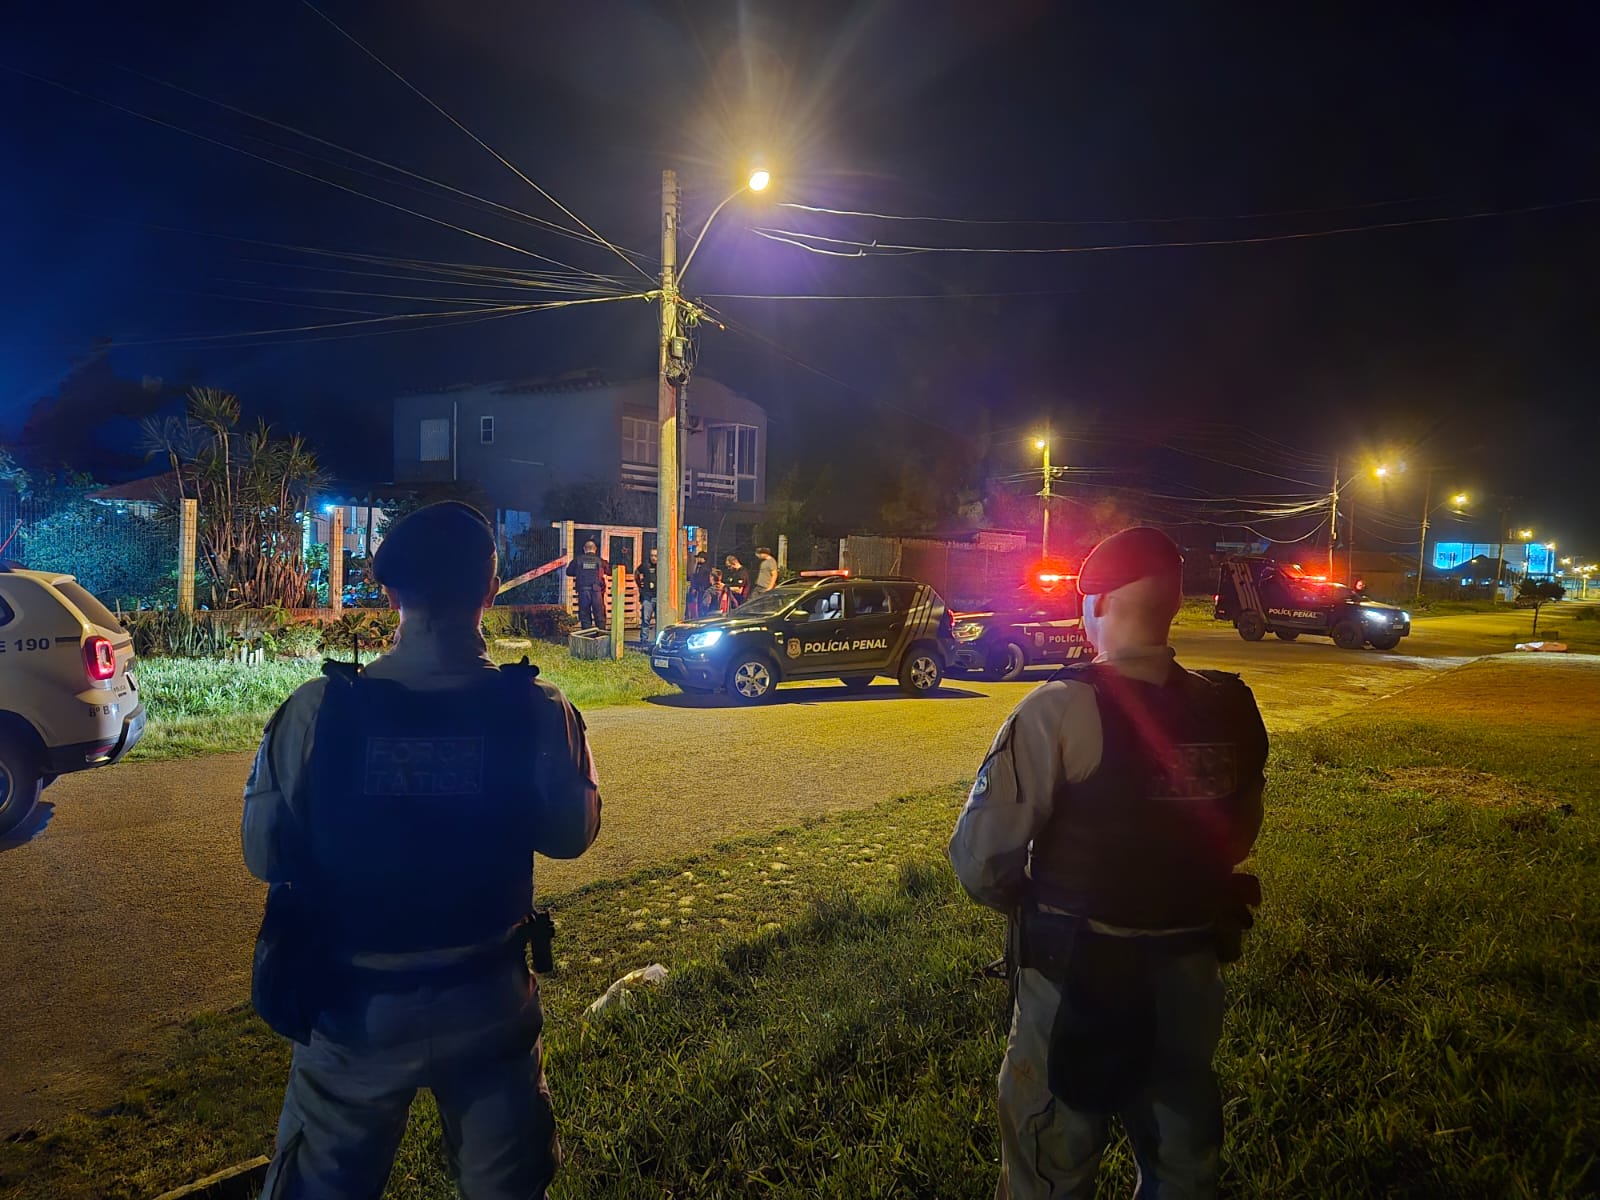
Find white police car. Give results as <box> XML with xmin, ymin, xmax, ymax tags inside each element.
<box><xmin>0</xmin><ymin>566</ymin><xmax>145</xmax><ymax>836</ymax></box>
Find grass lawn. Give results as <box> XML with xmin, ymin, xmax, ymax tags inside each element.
<box><xmin>128</xmin><ymin>648</ymin><xmax>674</xmax><ymax>762</ymax></box>
<box><xmin>4</xmin><ymin>658</ymin><xmax>1597</xmax><ymax>1198</ymax></box>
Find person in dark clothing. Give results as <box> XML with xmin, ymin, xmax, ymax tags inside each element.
<box><xmin>566</xmin><ymin>539</ymin><xmax>609</xmax><ymax>630</ymax></box>
<box><xmin>687</xmin><ymin>553</ymin><xmax>712</xmax><ymax>620</ymax></box>
<box><xmin>723</xmin><ymin>554</ymin><xmax>750</xmax><ymax>609</ymax></box>
<box><xmin>636</xmin><ymin>546</ymin><xmax>659</xmax><ymax>639</ymax></box>
<box><xmin>245</xmin><ymin>501</ymin><xmax>601</xmax><ymax>1199</ymax></box>
<box><xmin>950</xmin><ymin>526</ymin><xmax>1267</xmax><ymax>1200</ymax></box>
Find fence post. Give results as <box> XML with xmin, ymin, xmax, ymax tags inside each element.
<box><xmin>177</xmin><ymin>498</ymin><xmax>198</xmax><ymax>615</ymax></box>
<box><xmin>610</xmin><ymin>564</ymin><xmax>625</xmax><ymax>660</ymax></box>
<box><xmin>329</xmin><ymin>516</ymin><xmax>345</xmax><ymax>614</ymax></box>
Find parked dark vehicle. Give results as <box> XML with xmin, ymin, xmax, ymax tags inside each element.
<box><xmin>1214</xmin><ymin>556</ymin><xmax>1410</xmax><ymax>650</ymax></box>
<box><xmin>949</xmin><ymin>576</ymin><xmax>1091</xmax><ymax>680</ymax></box>
<box><xmin>650</xmin><ymin>573</ymin><xmax>956</xmax><ymax>703</ymax></box>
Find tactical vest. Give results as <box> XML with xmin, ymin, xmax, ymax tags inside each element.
<box><xmin>304</xmin><ymin>663</ymin><xmax>543</xmax><ymax>958</ymax></box>
<box><xmin>572</xmin><ymin>554</ymin><xmax>606</xmax><ymax>591</ymax></box>
<box><xmin>1028</xmin><ymin>662</ymin><xmax>1265</xmax><ymax>929</ymax></box>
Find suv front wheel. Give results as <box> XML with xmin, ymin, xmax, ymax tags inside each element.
<box><xmin>898</xmin><ymin>645</ymin><xmax>944</xmax><ymax>697</ymax></box>
<box><xmin>727</xmin><ymin>654</ymin><xmax>778</xmax><ymax>704</ymax></box>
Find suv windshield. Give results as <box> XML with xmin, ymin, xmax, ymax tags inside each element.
<box><xmin>726</xmin><ymin>584</ymin><xmax>809</xmax><ymax>619</ymax></box>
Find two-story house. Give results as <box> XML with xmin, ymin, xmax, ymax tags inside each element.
<box><xmin>392</xmin><ymin>372</ymin><xmax>767</xmax><ymax>536</ymax></box>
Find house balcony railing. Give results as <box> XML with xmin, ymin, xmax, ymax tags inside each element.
<box><xmin>621</xmin><ymin>461</ymin><xmax>747</xmax><ymax>501</ymax></box>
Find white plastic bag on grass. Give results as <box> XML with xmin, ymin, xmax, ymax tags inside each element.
<box><xmin>584</xmin><ymin>963</ymin><xmax>670</xmax><ymax>1022</ymax></box>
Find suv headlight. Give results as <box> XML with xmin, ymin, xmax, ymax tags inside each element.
<box><xmin>1361</xmin><ymin>609</ymin><xmax>1390</xmax><ymax>623</ymax></box>
<box><xmin>684</xmin><ymin>628</ymin><xmax>724</xmax><ymax>652</ymax></box>
<box><xmin>953</xmin><ymin>621</ymin><xmax>986</xmax><ymax>642</ymax></box>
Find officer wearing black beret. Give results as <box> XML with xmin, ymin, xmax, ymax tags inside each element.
<box><xmin>244</xmin><ymin>501</ymin><xmax>602</xmax><ymax>1198</ymax></box>
<box><xmin>950</xmin><ymin>526</ymin><xmax>1268</xmax><ymax>1199</ymax></box>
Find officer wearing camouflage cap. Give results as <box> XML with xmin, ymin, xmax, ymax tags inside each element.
<box><xmin>950</xmin><ymin>526</ymin><xmax>1268</xmax><ymax>1198</ymax></box>
<box><xmin>244</xmin><ymin>501</ymin><xmax>601</xmax><ymax>1198</ymax></box>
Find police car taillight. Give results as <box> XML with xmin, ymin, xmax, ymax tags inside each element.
<box><xmin>84</xmin><ymin>635</ymin><xmax>117</xmax><ymax>682</ymax></box>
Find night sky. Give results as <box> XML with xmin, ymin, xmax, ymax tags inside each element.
<box><xmin>4</xmin><ymin>2</ymin><xmax>1597</xmax><ymax>552</ymax></box>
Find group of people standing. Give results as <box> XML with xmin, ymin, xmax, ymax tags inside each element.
<box><xmin>686</xmin><ymin>546</ymin><xmax>780</xmax><ymax>620</ymax></box>
<box><xmin>569</xmin><ymin>538</ymin><xmax>781</xmax><ymax>635</ymax></box>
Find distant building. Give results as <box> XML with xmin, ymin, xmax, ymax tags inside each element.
<box><xmin>392</xmin><ymin>372</ymin><xmax>767</xmax><ymax>532</ymax></box>
<box><xmin>1435</xmin><ymin>539</ymin><xmax>1553</xmax><ymax>577</ymax></box>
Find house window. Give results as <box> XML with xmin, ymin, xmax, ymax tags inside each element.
<box><xmin>621</xmin><ymin>415</ymin><xmax>658</xmax><ymax>465</ymax></box>
<box><xmin>480</xmin><ymin>415</ymin><xmax>495</xmax><ymax>444</ymax></box>
<box><xmin>707</xmin><ymin>423</ymin><xmax>759</xmax><ymax>501</ymax></box>
<box><xmin>420</xmin><ymin>417</ymin><xmax>451</xmax><ymax>462</ymax></box>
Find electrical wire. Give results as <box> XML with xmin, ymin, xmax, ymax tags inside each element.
<box><xmin>300</xmin><ymin>1</ymin><xmax>654</xmax><ymax>282</ymax></box>
<box><xmin>112</xmin><ymin>292</ymin><xmax>645</xmax><ymax>347</ymax></box>
<box><xmin>120</xmin><ymin>66</ymin><xmax>642</xmax><ymax>257</ymax></box>
<box><xmin>775</xmin><ymin>196</ymin><xmax>1436</xmax><ymax>227</ymax></box>
<box><xmin>4</xmin><ymin>66</ymin><xmax>624</xmax><ymax>282</ymax></box>
<box><xmin>756</xmin><ymin>196</ymin><xmax>1600</xmax><ymax>256</ymax></box>
<box><xmin>698</xmin><ymin>289</ymin><xmax>1083</xmax><ymax>301</ymax></box>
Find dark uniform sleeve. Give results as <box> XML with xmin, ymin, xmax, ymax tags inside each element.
<box><xmin>530</xmin><ymin>679</ymin><xmax>602</xmax><ymax>859</ymax></box>
<box><xmin>241</xmin><ymin>679</ymin><xmax>326</xmax><ymax>883</ymax></box>
<box><xmin>1225</xmin><ymin>682</ymin><xmax>1269</xmax><ymax>864</ymax></box>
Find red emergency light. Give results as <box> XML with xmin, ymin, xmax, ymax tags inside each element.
<box><xmin>799</xmin><ymin>568</ymin><xmax>850</xmax><ymax>577</ymax></box>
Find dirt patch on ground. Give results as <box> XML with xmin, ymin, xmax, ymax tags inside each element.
<box><xmin>1377</xmin><ymin>767</ymin><xmax>1570</xmax><ymax>812</ymax></box>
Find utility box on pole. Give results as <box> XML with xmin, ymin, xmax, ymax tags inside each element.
<box><xmin>177</xmin><ymin>498</ymin><xmax>198</xmax><ymax>616</ymax></box>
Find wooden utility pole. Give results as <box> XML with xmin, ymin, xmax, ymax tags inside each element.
<box><xmin>1327</xmin><ymin>460</ymin><xmax>1340</xmax><ymax>579</ymax></box>
<box><xmin>1040</xmin><ymin>433</ymin><xmax>1052</xmax><ymax>561</ymax></box>
<box><xmin>656</xmin><ymin>169</ymin><xmax>684</xmax><ymax>629</ymax></box>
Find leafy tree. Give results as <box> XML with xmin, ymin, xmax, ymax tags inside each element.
<box><xmin>140</xmin><ymin>387</ymin><xmax>325</xmax><ymax>608</ymax></box>
<box><xmin>542</xmin><ymin>481</ymin><xmax>654</xmax><ymax>527</ymax></box>
<box><xmin>1516</xmin><ymin>577</ymin><xmax>1566</xmax><ymax>636</ymax></box>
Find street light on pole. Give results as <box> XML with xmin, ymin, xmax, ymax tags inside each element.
<box><xmin>1414</xmin><ymin>478</ymin><xmax>1470</xmax><ymax>603</ymax></box>
<box><xmin>654</xmin><ymin>166</ymin><xmax>770</xmax><ymax>629</ymax></box>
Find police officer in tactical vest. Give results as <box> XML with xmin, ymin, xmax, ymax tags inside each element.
<box><xmin>950</xmin><ymin>526</ymin><xmax>1266</xmax><ymax>1199</ymax></box>
<box><xmin>566</xmin><ymin>538</ymin><xmax>609</xmax><ymax>630</ymax></box>
<box><xmin>244</xmin><ymin>501</ymin><xmax>602</xmax><ymax>1199</ymax></box>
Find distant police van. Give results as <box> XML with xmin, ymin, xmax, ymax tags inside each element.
<box><xmin>650</xmin><ymin>573</ymin><xmax>956</xmax><ymax>703</ymax></box>
<box><xmin>950</xmin><ymin>575</ymin><xmax>1092</xmax><ymax>680</ymax></box>
<box><xmin>0</xmin><ymin>566</ymin><xmax>145</xmax><ymax>836</ymax></box>
<box><xmin>1215</xmin><ymin>556</ymin><xmax>1411</xmax><ymax>650</ymax></box>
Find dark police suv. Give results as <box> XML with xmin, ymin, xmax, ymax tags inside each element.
<box><xmin>650</xmin><ymin>574</ymin><xmax>956</xmax><ymax>703</ymax></box>
<box><xmin>1215</xmin><ymin>556</ymin><xmax>1411</xmax><ymax>650</ymax></box>
<box><xmin>949</xmin><ymin>575</ymin><xmax>1092</xmax><ymax>680</ymax></box>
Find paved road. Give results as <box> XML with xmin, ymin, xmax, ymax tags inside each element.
<box><xmin>0</xmin><ymin>623</ymin><xmax>1471</xmax><ymax>1132</ymax></box>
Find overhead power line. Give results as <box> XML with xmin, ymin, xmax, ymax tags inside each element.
<box><xmin>756</xmin><ymin>196</ymin><xmax>1600</xmax><ymax>257</ymax></box>
<box><xmin>120</xmin><ymin>66</ymin><xmax>644</xmax><ymax>257</ymax></box>
<box><xmin>300</xmin><ymin>1</ymin><xmax>653</xmax><ymax>282</ymax></box>
<box><xmin>776</xmin><ymin>195</ymin><xmax>1434</xmax><ymax>227</ymax></box>
<box><xmin>4</xmin><ymin>66</ymin><xmax>624</xmax><ymax>283</ymax></box>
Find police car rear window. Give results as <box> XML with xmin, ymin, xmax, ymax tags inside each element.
<box><xmin>53</xmin><ymin>581</ymin><xmax>125</xmax><ymax>632</ymax></box>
